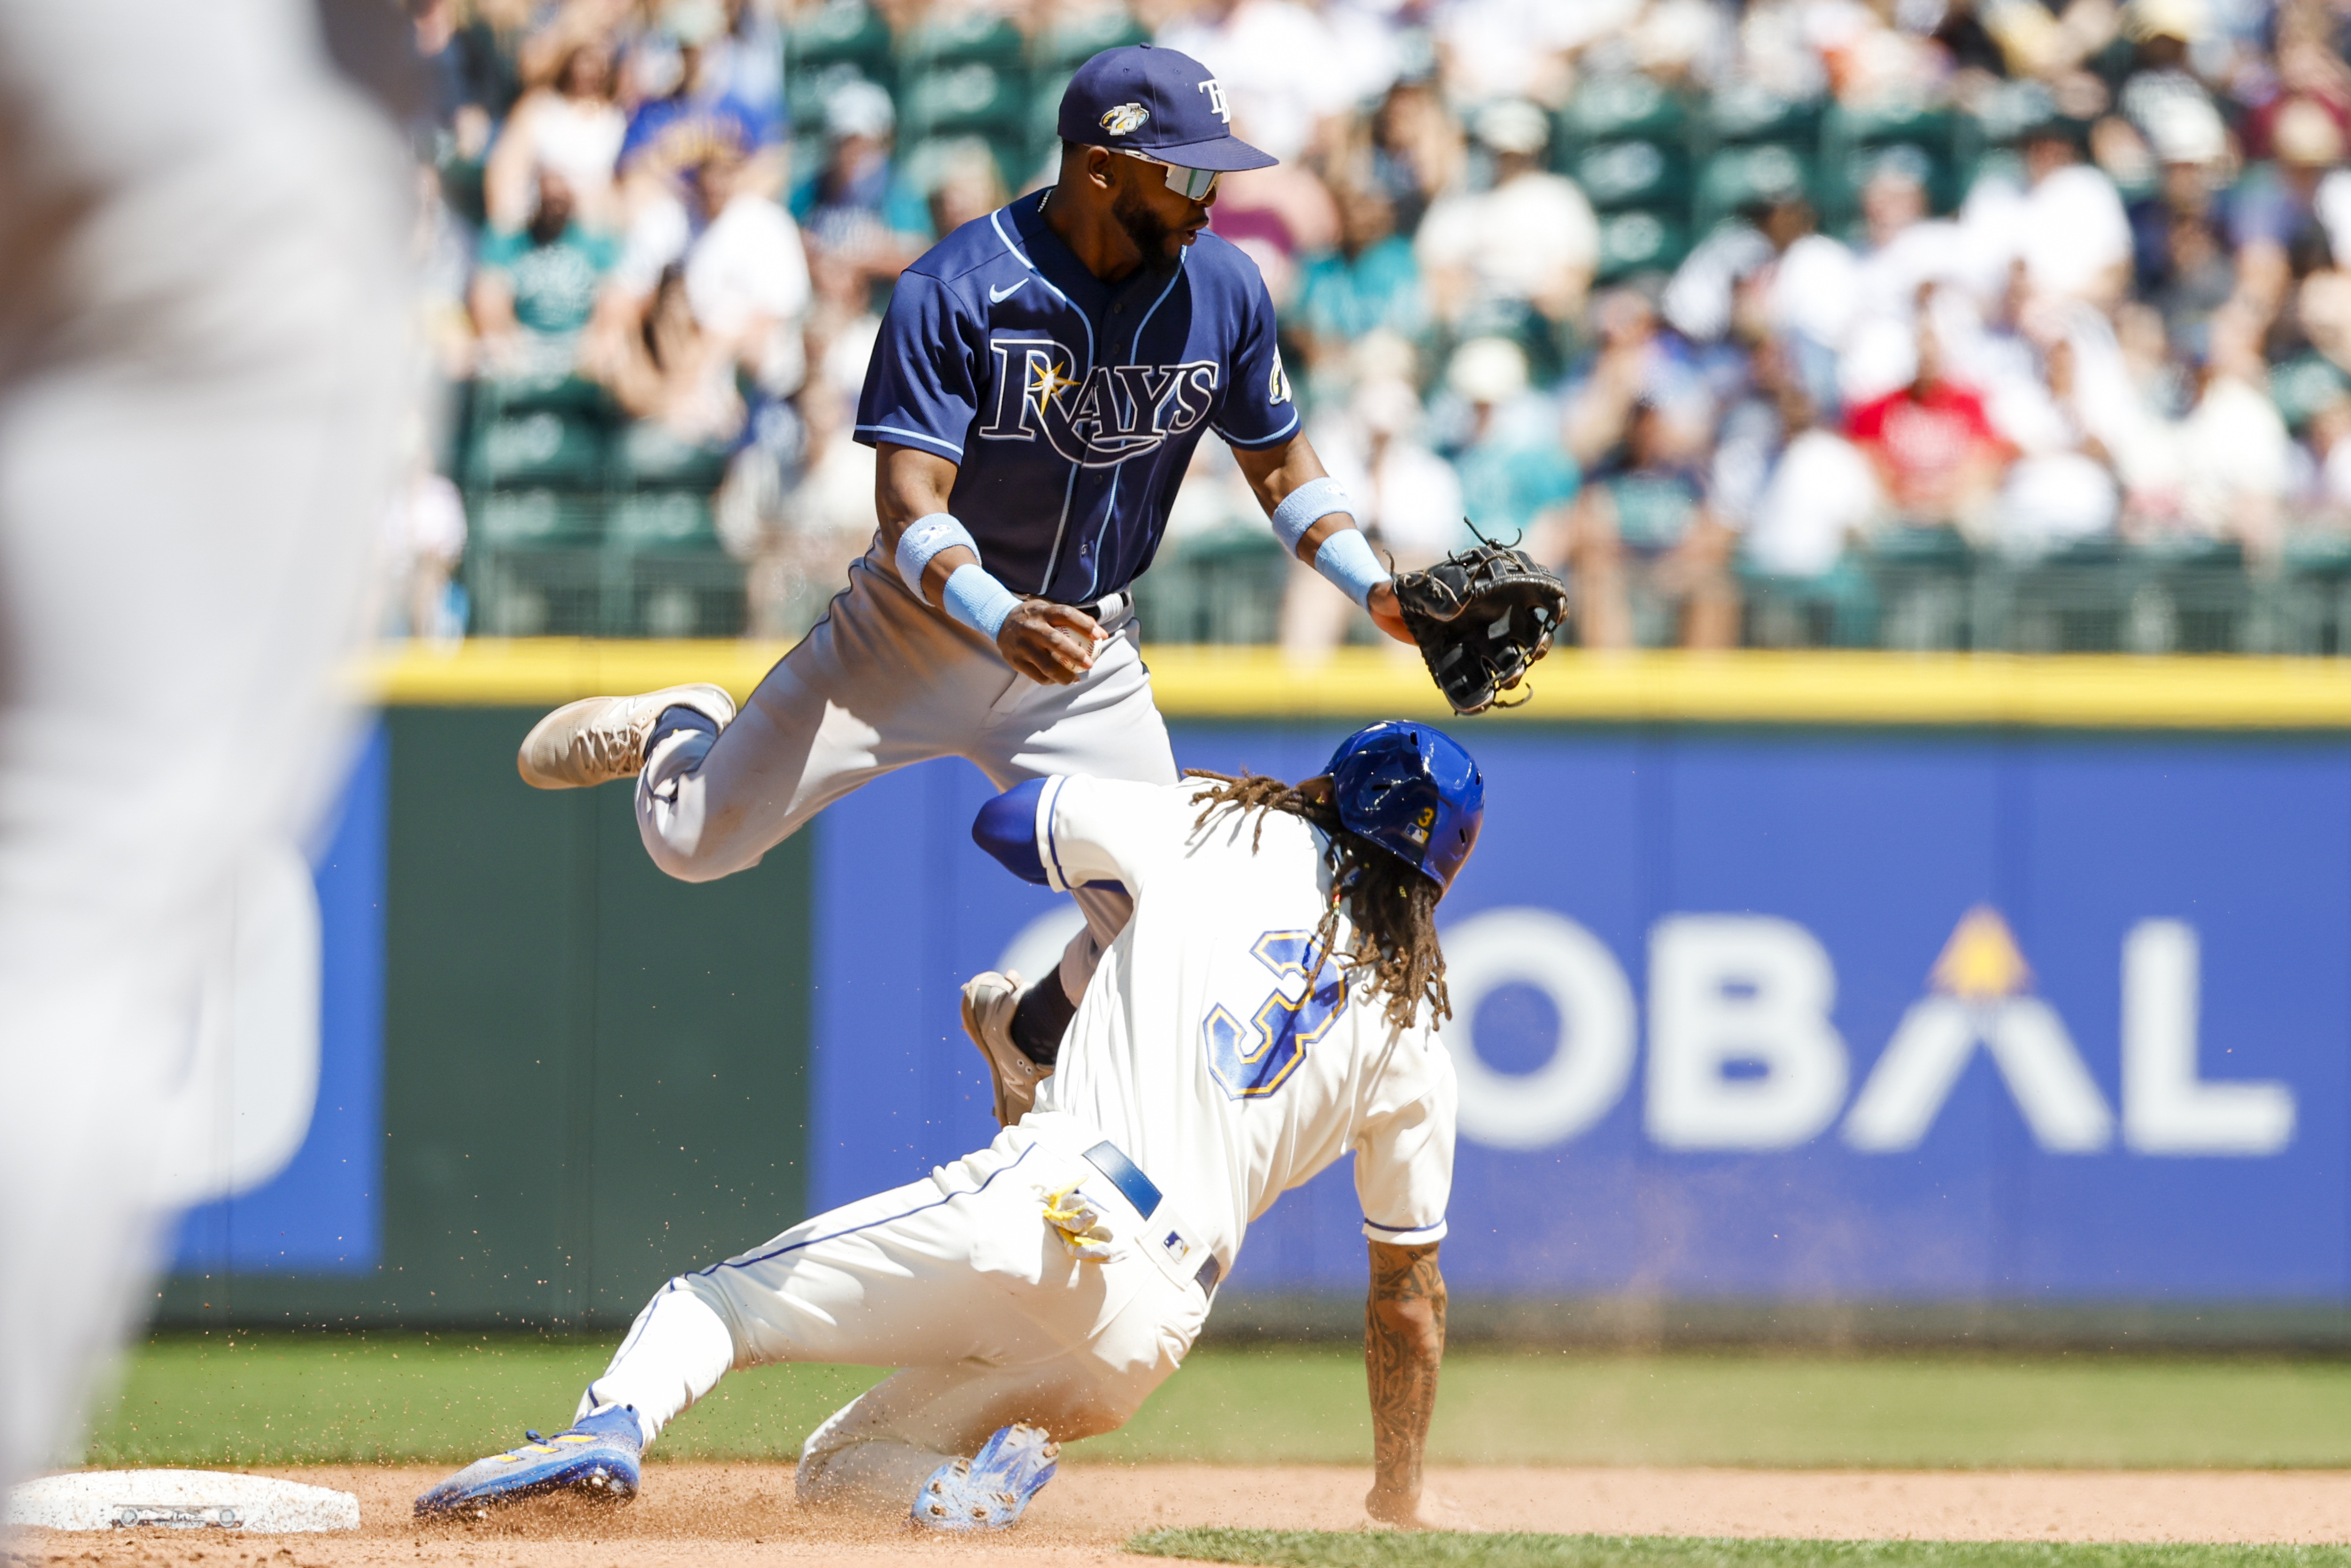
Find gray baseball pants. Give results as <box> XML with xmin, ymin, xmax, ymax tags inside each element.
<box><xmin>636</xmin><ymin>540</ymin><xmax>1180</xmax><ymax>1001</ymax></box>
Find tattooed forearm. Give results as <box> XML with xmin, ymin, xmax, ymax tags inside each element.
<box><xmin>1364</xmin><ymin>1240</ymin><xmax>1446</xmax><ymax>1520</ymax></box>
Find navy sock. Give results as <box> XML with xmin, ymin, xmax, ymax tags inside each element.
<box><xmin>1009</xmin><ymin>976</ymin><xmax>1078</xmax><ymax>1066</ymax></box>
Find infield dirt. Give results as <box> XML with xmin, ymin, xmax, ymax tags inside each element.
<box><xmin>16</xmin><ymin>1464</ymin><xmax>2351</xmax><ymax>1566</ymax></box>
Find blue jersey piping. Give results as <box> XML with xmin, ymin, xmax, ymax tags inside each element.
<box><xmin>992</xmin><ymin>203</ymin><xmax>1094</xmax><ymax>594</ymax></box>
<box><xmin>1041</xmin><ymin>775</ymin><xmax>1072</xmax><ymax>890</ymax></box>
<box><xmin>1363</xmin><ymin>1215</ymin><xmax>1443</xmax><ymax>1233</ymax></box>
<box><xmin>695</xmin><ymin>1144</ymin><xmax>1042</xmax><ymax>1278</ymax></box>
<box><xmin>1081</xmin><ymin>254</ymin><xmax>1189</xmax><ymax>600</ymax></box>
<box><xmin>857</xmin><ymin>422</ymin><xmax>965</xmax><ymax>460</ymax></box>
<box><xmin>1212</xmin><ymin>407</ymin><xmax>1301</xmax><ymax>450</ymax></box>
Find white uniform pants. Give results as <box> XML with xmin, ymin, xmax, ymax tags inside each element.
<box><xmin>575</xmin><ymin>1116</ymin><xmax>1208</xmax><ymax>1515</ymax></box>
<box><xmin>0</xmin><ymin>0</ymin><xmax>404</xmax><ymax>1490</ymax></box>
<box><xmin>636</xmin><ymin>543</ymin><xmax>1179</xmax><ymax>999</ymax></box>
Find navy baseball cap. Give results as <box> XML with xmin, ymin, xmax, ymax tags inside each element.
<box><xmin>1056</xmin><ymin>44</ymin><xmax>1277</xmax><ymax>172</ymax></box>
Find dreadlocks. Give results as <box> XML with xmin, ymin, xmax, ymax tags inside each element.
<box><xmin>1185</xmin><ymin>769</ymin><xmax>1450</xmax><ymax>1034</ymax></box>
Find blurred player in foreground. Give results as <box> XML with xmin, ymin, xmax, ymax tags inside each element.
<box><xmin>512</xmin><ymin>43</ymin><xmax>1414</xmax><ymax>1083</ymax></box>
<box><xmin>0</xmin><ymin>0</ymin><xmax>404</xmax><ymax>1494</ymax></box>
<box><xmin>418</xmin><ymin>721</ymin><xmax>1478</xmax><ymax>1532</ymax></box>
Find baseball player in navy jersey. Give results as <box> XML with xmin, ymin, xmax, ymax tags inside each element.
<box><xmin>418</xmin><ymin>721</ymin><xmax>1475</xmax><ymax>1533</ymax></box>
<box><xmin>515</xmin><ymin>43</ymin><xmax>1411</xmax><ymax>1076</ymax></box>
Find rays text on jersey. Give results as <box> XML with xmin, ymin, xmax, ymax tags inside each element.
<box><xmin>978</xmin><ymin>337</ymin><xmax>1220</xmax><ymax>468</ymax></box>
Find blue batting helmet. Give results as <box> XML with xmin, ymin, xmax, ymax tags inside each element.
<box><xmin>1323</xmin><ymin>721</ymin><xmax>1484</xmax><ymax>892</ymax></box>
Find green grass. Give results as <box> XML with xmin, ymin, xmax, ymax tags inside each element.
<box><xmin>83</xmin><ymin>1334</ymin><xmax>885</xmax><ymax>1467</ymax></box>
<box><xmin>1078</xmin><ymin>1347</ymin><xmax>2351</xmax><ymax>1470</ymax></box>
<box><xmin>1125</xmin><ymin>1532</ymin><xmax>2351</xmax><ymax>1568</ymax></box>
<box><xmin>77</xmin><ymin>1335</ymin><xmax>2351</xmax><ymax>1470</ymax></box>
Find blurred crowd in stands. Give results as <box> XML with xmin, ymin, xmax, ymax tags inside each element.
<box><xmin>384</xmin><ymin>0</ymin><xmax>2351</xmax><ymax>652</ymax></box>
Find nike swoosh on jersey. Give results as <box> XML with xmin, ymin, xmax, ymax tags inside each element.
<box><xmin>988</xmin><ymin>278</ymin><xmax>1029</xmax><ymax>303</ymax></box>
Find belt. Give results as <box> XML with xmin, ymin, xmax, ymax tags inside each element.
<box><xmin>1073</xmin><ymin>591</ymin><xmax>1131</xmax><ymax>623</ymax></box>
<box><xmin>1081</xmin><ymin>1140</ymin><xmax>1223</xmax><ymax>1294</ymax></box>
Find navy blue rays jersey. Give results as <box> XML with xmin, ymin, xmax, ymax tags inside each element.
<box><xmin>854</xmin><ymin>190</ymin><xmax>1298</xmax><ymax>604</ymax></box>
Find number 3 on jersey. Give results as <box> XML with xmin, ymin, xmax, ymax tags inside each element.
<box><xmin>1203</xmin><ymin>931</ymin><xmax>1348</xmax><ymax>1098</ymax></box>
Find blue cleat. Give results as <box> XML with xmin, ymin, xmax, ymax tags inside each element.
<box><xmin>414</xmin><ymin>1403</ymin><xmax>644</xmax><ymax>1518</ymax></box>
<box><xmin>909</xmin><ymin>1423</ymin><xmax>1060</xmax><ymax>1532</ymax></box>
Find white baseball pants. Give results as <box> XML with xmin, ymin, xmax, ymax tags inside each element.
<box><xmin>637</xmin><ymin>542</ymin><xmax>1179</xmax><ymax>999</ymax></box>
<box><xmin>0</xmin><ymin>0</ymin><xmax>405</xmax><ymax>1492</ymax></box>
<box><xmin>575</xmin><ymin>1114</ymin><xmax>1208</xmax><ymax>1515</ymax></box>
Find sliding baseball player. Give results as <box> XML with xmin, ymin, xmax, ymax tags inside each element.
<box><xmin>514</xmin><ymin>43</ymin><xmax>1412</xmax><ymax>1073</ymax></box>
<box><xmin>418</xmin><ymin>721</ymin><xmax>1480</xmax><ymax>1532</ymax></box>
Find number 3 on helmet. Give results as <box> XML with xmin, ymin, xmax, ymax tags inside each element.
<box><xmin>1323</xmin><ymin>721</ymin><xmax>1484</xmax><ymax>894</ymax></box>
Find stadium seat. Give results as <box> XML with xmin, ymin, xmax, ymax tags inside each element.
<box><xmin>1868</xmin><ymin>524</ymin><xmax>1972</xmax><ymax>567</ymax></box>
<box><xmin>1026</xmin><ymin>73</ymin><xmax>1074</xmax><ymax>161</ymax></box>
<box><xmin>895</xmin><ymin>3</ymin><xmax>1030</xmax><ymax>165</ymax></box>
<box><xmin>466</xmin><ymin>411</ymin><xmax>608</xmax><ymax>491</ymax></box>
<box><xmin>1570</xmin><ymin>138</ymin><xmax>1691</xmax><ymax>213</ymax></box>
<box><xmin>786</xmin><ymin>60</ymin><xmax>887</xmax><ymax>144</ymax></box>
<box><xmin>2286</xmin><ymin>534</ymin><xmax>2351</xmax><ymax>573</ymax></box>
<box><xmin>1702</xmin><ymin>83</ymin><xmax>1825</xmax><ymax>148</ymax></box>
<box><xmin>898</xmin><ymin>11</ymin><xmax>1025</xmax><ymax>71</ymax></box>
<box><xmin>1033</xmin><ymin>9</ymin><xmax>1148</xmax><ymax>73</ymax></box>
<box><xmin>610</xmin><ymin>421</ymin><xmax>730</xmax><ymax>494</ymax></box>
<box><xmin>1819</xmin><ymin>103</ymin><xmax>1974</xmax><ymax>225</ymax></box>
<box><xmin>901</xmin><ymin>129</ymin><xmax>1040</xmax><ymax>202</ymax></box>
<box><xmin>607</xmin><ymin>489</ymin><xmax>720</xmax><ymax>552</ymax></box>
<box><xmin>1556</xmin><ymin>72</ymin><xmax>1686</xmax><ymax>157</ymax></box>
<box><xmin>899</xmin><ymin>61</ymin><xmax>1031</xmax><ymax>149</ymax></box>
<box><xmin>2133</xmin><ymin>536</ymin><xmax>2244</xmax><ymax>570</ymax></box>
<box><xmin>1692</xmin><ymin>142</ymin><xmax>1814</xmax><ymax>231</ymax></box>
<box><xmin>1594</xmin><ymin>208</ymin><xmax>1690</xmax><ymax>280</ymax></box>
<box><xmin>2270</xmin><ymin>352</ymin><xmax>2350</xmax><ymax>431</ymax></box>
<box><xmin>474</xmin><ymin>370</ymin><xmax>609</xmax><ymax>419</ymax></box>
<box><xmin>469</xmin><ymin>489</ymin><xmax>604</xmax><ymax>550</ymax></box>
<box><xmin>436</xmin><ymin>153</ymin><xmax>487</xmax><ymax>229</ymax></box>
<box><xmin>788</xmin><ymin>1</ymin><xmax>895</xmax><ymax>91</ymax></box>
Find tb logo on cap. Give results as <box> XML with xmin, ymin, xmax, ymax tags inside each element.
<box><xmin>1197</xmin><ymin>78</ymin><xmax>1231</xmax><ymax>123</ymax></box>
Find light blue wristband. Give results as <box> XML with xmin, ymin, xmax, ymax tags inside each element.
<box><xmin>1313</xmin><ymin>527</ymin><xmax>1391</xmax><ymax>611</ymax></box>
<box><xmin>894</xmin><ymin>512</ymin><xmax>978</xmax><ymax>597</ymax></box>
<box><xmin>941</xmin><ymin>562</ymin><xmax>1023</xmax><ymax>639</ymax></box>
<box><xmin>1269</xmin><ymin>477</ymin><xmax>1354</xmax><ymax>553</ymax></box>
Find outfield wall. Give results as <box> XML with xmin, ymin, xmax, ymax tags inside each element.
<box><xmin>156</xmin><ymin>647</ymin><xmax>2351</xmax><ymax>1340</ymax></box>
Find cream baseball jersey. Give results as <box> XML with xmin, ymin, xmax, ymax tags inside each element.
<box><xmin>1024</xmin><ymin>776</ymin><xmax>1455</xmax><ymax>1277</ymax></box>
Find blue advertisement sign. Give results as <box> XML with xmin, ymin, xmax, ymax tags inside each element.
<box><xmin>169</xmin><ymin>724</ymin><xmax>386</xmax><ymax>1276</ymax></box>
<box><xmin>811</xmin><ymin>725</ymin><xmax>2348</xmax><ymax>1303</ymax></box>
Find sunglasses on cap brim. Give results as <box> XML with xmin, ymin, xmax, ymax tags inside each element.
<box><xmin>1104</xmin><ymin>148</ymin><xmax>1220</xmax><ymax>202</ymax></box>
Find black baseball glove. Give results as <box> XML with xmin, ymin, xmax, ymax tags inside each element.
<box><xmin>1391</xmin><ymin>528</ymin><xmax>1569</xmax><ymax>715</ymax></box>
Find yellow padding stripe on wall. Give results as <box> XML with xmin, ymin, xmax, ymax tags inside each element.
<box><xmin>363</xmin><ymin>642</ymin><xmax>2351</xmax><ymax>729</ymax></box>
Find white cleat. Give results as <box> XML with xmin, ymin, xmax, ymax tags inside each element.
<box><xmin>516</xmin><ymin>683</ymin><xmax>737</xmax><ymax>790</ymax></box>
<box><xmin>909</xmin><ymin>1423</ymin><xmax>1060</xmax><ymax>1532</ymax></box>
<box><xmin>961</xmin><ymin>970</ymin><xmax>1049</xmax><ymax>1127</ymax></box>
